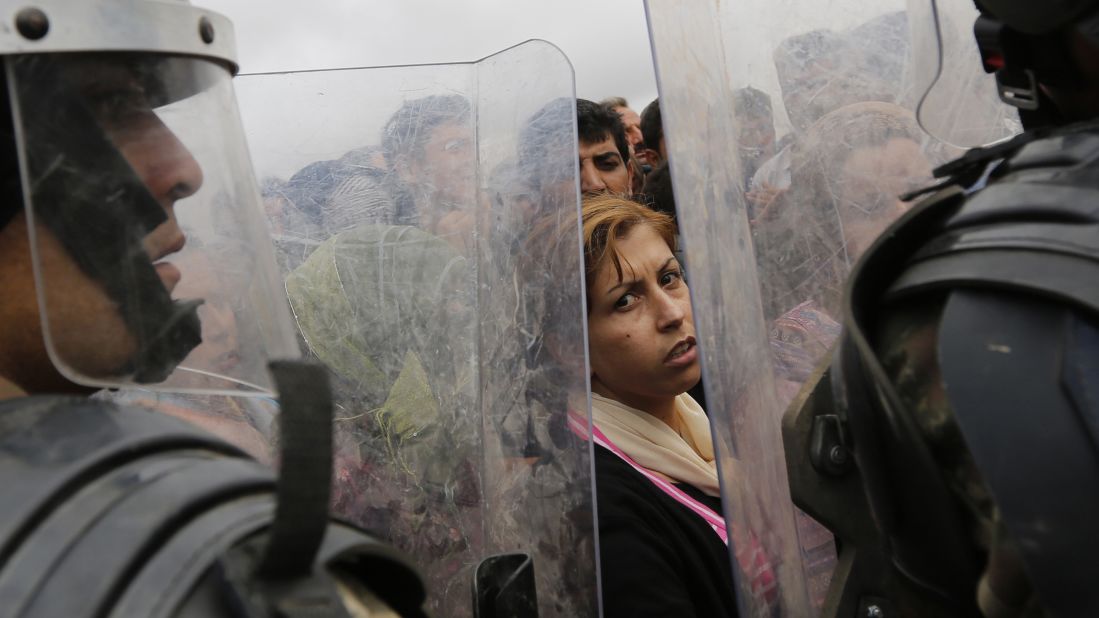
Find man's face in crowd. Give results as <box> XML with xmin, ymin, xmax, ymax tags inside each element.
<box><xmin>0</xmin><ymin>57</ymin><xmax>202</xmax><ymax>393</ymax></box>
<box><xmin>736</xmin><ymin>115</ymin><xmax>776</xmax><ymax>159</ymax></box>
<box><xmin>579</xmin><ymin>134</ymin><xmax>633</xmax><ymax>196</ymax></box>
<box><xmin>410</xmin><ymin>121</ymin><xmax>476</xmax><ymax>206</ymax></box>
<box><xmin>613</xmin><ymin>106</ymin><xmax>646</xmax><ymax>165</ymax></box>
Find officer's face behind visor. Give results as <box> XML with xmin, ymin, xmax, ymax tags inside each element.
<box><xmin>7</xmin><ymin>52</ymin><xmax>298</xmax><ymax>395</ymax></box>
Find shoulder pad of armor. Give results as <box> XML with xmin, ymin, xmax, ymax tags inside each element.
<box><xmin>0</xmin><ymin>396</ymin><xmax>427</xmax><ymax>618</ymax></box>
<box><xmin>902</xmin><ymin>119</ymin><xmax>1099</xmax><ymax>202</ymax></box>
<box><xmin>875</xmin><ymin>123</ymin><xmax>1099</xmax><ymax>320</ymax></box>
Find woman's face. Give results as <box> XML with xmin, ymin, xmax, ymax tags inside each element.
<box><xmin>587</xmin><ymin>224</ymin><xmax>700</xmax><ymax>411</ymax></box>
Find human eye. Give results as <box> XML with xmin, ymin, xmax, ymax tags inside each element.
<box><xmin>613</xmin><ymin>292</ymin><xmax>639</xmax><ymax>310</ymax></box>
<box><xmin>443</xmin><ymin>138</ymin><xmax>468</xmax><ymax>153</ymax></box>
<box><xmin>660</xmin><ymin>267</ymin><xmax>683</xmax><ymax>287</ymax></box>
<box><xmin>86</xmin><ymin>83</ymin><xmax>151</xmax><ymax>128</ymax></box>
<box><xmin>596</xmin><ymin>156</ymin><xmax>621</xmax><ymax>171</ymax></box>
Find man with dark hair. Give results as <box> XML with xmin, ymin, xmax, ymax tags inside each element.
<box><xmin>382</xmin><ymin>94</ymin><xmax>474</xmax><ymax>227</ymax></box>
<box><xmin>576</xmin><ymin>98</ymin><xmax>633</xmax><ymax>195</ymax></box>
<box><xmin>601</xmin><ymin>96</ymin><xmax>648</xmax><ymax>167</ymax></box>
<box><xmin>640</xmin><ymin>98</ymin><xmax>666</xmax><ymax>168</ymax></box>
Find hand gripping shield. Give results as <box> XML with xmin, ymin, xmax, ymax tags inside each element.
<box><xmin>235</xmin><ymin>41</ymin><xmax>597</xmax><ymax>618</ymax></box>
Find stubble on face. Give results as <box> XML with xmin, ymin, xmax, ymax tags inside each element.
<box><xmin>0</xmin><ymin>213</ymin><xmax>137</xmax><ymax>394</ymax></box>
<box><xmin>578</xmin><ymin>135</ymin><xmax>632</xmax><ymax>196</ymax></box>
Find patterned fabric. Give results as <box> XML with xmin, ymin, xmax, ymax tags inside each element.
<box><xmin>770</xmin><ymin>299</ymin><xmax>841</xmax><ymax>384</ymax></box>
<box><xmin>768</xmin><ymin>300</ymin><xmax>841</xmax><ymax>612</ymax></box>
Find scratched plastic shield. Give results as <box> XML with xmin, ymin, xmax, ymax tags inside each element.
<box><xmin>235</xmin><ymin>41</ymin><xmax>597</xmax><ymax>617</ymax></box>
<box><xmin>642</xmin><ymin>0</ymin><xmax>991</xmax><ymax>615</ymax></box>
<box><xmin>8</xmin><ymin>53</ymin><xmax>299</xmax><ymax>397</ymax></box>
<box><xmin>908</xmin><ymin>0</ymin><xmax>1021</xmax><ymax>147</ymax></box>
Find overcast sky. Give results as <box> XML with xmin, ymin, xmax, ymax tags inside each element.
<box><xmin>207</xmin><ymin>0</ymin><xmax>929</xmax><ymax>179</ymax></box>
<box><xmin>203</xmin><ymin>0</ymin><xmax>660</xmax><ymax>111</ymax></box>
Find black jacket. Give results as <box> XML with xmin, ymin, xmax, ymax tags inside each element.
<box><xmin>595</xmin><ymin>445</ymin><xmax>738</xmax><ymax>617</ymax></box>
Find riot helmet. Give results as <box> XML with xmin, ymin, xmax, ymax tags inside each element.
<box><xmin>0</xmin><ymin>0</ymin><xmax>298</xmax><ymax>396</ymax></box>
<box><xmin>973</xmin><ymin>0</ymin><xmax>1099</xmax><ymax>123</ymax></box>
<box><xmin>0</xmin><ymin>2</ymin><xmax>428</xmax><ymax>616</ymax></box>
<box><xmin>976</xmin><ymin>0</ymin><xmax>1099</xmax><ymax>35</ymax></box>
<box><xmin>912</xmin><ymin>0</ymin><xmax>1099</xmax><ymax>142</ymax></box>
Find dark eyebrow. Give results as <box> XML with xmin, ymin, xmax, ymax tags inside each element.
<box><xmin>591</xmin><ymin>151</ymin><xmax>622</xmax><ymax>165</ymax></box>
<box><xmin>604</xmin><ymin>257</ymin><xmax>677</xmax><ymax>295</ymax></box>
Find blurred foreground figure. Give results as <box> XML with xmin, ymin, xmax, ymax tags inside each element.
<box><xmin>784</xmin><ymin>0</ymin><xmax>1099</xmax><ymax>615</ymax></box>
<box><xmin>0</xmin><ymin>1</ymin><xmax>426</xmax><ymax>616</ymax></box>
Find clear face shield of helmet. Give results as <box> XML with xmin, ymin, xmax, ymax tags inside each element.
<box><xmin>7</xmin><ymin>49</ymin><xmax>299</xmax><ymax>396</ymax></box>
<box><xmin>235</xmin><ymin>40</ymin><xmax>597</xmax><ymax>618</ymax></box>
<box><xmin>908</xmin><ymin>0</ymin><xmax>1023</xmax><ymax>147</ymax></box>
<box><xmin>641</xmin><ymin>0</ymin><xmax>1001</xmax><ymax>615</ymax></box>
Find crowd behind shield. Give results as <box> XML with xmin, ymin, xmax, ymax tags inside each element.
<box><xmin>242</xmin><ymin>56</ymin><xmax>597</xmax><ymax>617</ymax></box>
<box><xmin>114</xmin><ymin>6</ymin><xmax>1021</xmax><ymax>617</ymax></box>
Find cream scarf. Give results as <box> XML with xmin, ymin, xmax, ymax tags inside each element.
<box><xmin>591</xmin><ymin>392</ymin><xmax>721</xmax><ymax>497</ymax></box>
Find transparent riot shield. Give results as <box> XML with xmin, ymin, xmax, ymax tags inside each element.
<box><xmin>644</xmin><ymin>0</ymin><xmax>1015</xmax><ymax>615</ymax></box>
<box><xmin>234</xmin><ymin>41</ymin><xmax>598</xmax><ymax>618</ymax></box>
<box><xmin>908</xmin><ymin>0</ymin><xmax>1022</xmax><ymax>147</ymax></box>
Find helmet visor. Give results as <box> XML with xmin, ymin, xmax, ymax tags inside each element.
<box><xmin>7</xmin><ymin>52</ymin><xmax>299</xmax><ymax>396</ymax></box>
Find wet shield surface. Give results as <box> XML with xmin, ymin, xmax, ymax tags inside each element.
<box><xmin>235</xmin><ymin>41</ymin><xmax>597</xmax><ymax>617</ymax></box>
<box><xmin>644</xmin><ymin>1</ymin><xmax>1019</xmax><ymax>615</ymax></box>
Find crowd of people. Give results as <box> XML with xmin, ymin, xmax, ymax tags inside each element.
<box><xmin>229</xmin><ymin>12</ymin><xmax>949</xmax><ymax>615</ymax></box>
<box><xmin>126</xmin><ymin>7</ymin><xmax>950</xmax><ymax>614</ymax></box>
<box><xmin>5</xmin><ymin>0</ymin><xmax>1093</xmax><ymax>615</ymax></box>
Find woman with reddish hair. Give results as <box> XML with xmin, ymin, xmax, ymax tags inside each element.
<box><xmin>576</xmin><ymin>195</ymin><xmax>749</xmax><ymax>617</ymax></box>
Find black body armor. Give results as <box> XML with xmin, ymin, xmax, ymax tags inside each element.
<box><xmin>0</xmin><ymin>395</ymin><xmax>428</xmax><ymax>618</ymax></box>
<box><xmin>785</xmin><ymin>122</ymin><xmax>1099</xmax><ymax>617</ymax></box>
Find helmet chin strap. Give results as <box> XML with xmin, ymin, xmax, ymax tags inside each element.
<box><xmin>12</xmin><ymin>55</ymin><xmax>202</xmax><ymax>384</ymax></box>
<box><xmin>973</xmin><ymin>13</ymin><xmax>1082</xmax><ymax>129</ymax></box>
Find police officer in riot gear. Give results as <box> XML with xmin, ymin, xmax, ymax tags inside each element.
<box><xmin>784</xmin><ymin>1</ymin><xmax>1099</xmax><ymax>616</ymax></box>
<box><xmin>0</xmin><ymin>1</ymin><xmax>426</xmax><ymax>616</ymax></box>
